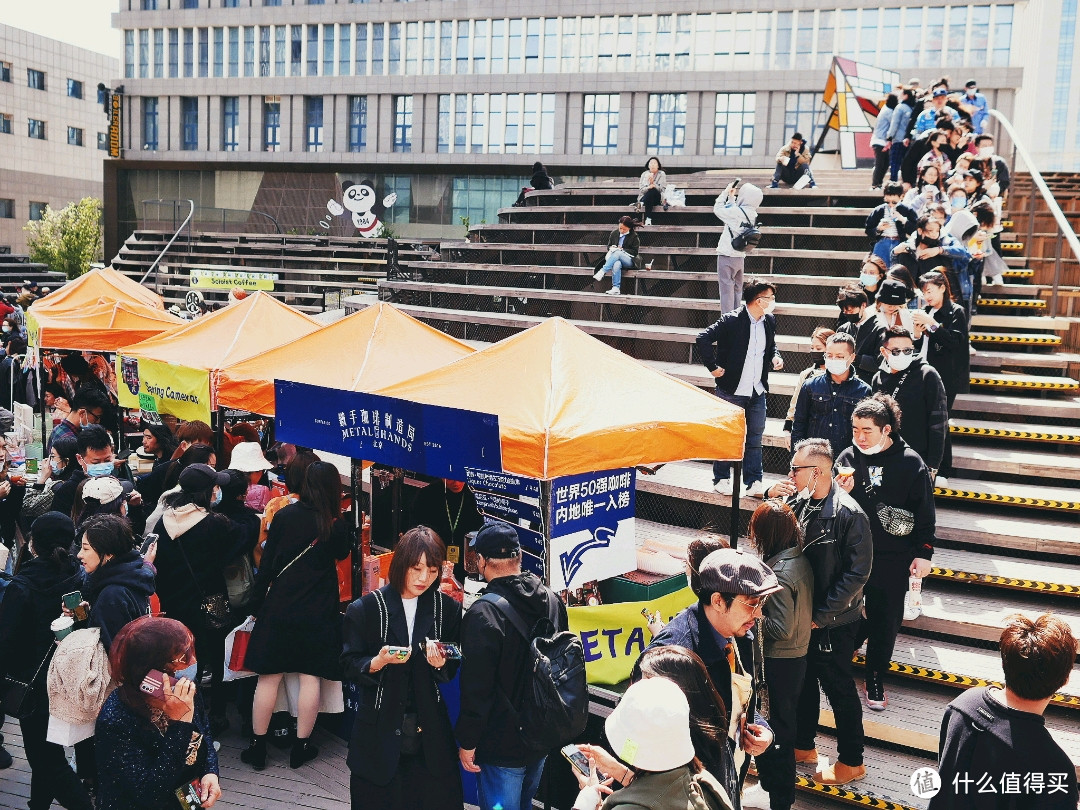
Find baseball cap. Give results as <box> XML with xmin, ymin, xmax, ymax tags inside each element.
<box><xmin>469</xmin><ymin>522</ymin><xmax>521</xmax><ymax>559</ymax></box>
<box><xmin>698</xmin><ymin>548</ymin><xmax>782</xmax><ymax>597</ymax></box>
<box><xmin>965</xmin><ymin>80</ymin><xmax>977</xmax><ymax>89</ymax></box>
<box><xmin>178</xmin><ymin>463</ymin><xmax>231</xmax><ymax>493</ymax></box>
<box><xmin>82</xmin><ymin>476</ymin><xmax>133</xmax><ymax>505</ymax></box>
<box><xmin>876</xmin><ymin>279</ymin><xmax>913</xmax><ymax>306</ymax></box>
<box><xmin>933</xmin><ymin>87</ymin><xmax>948</xmax><ymax>98</ymax></box>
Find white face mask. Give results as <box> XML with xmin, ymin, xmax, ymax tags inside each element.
<box><xmin>859</xmin><ymin>273</ymin><xmax>880</xmax><ymax>288</ymax></box>
<box><xmin>761</xmin><ymin>300</ymin><xmax>776</xmax><ymax>316</ymax></box>
<box><xmin>824</xmin><ymin>357</ymin><xmax>851</xmax><ymax>376</ymax></box>
<box><xmin>795</xmin><ymin>470</ymin><xmax>818</xmax><ymax>501</ymax></box>
<box><xmin>978</xmin><ymin>146</ymin><xmax>993</xmax><ymax>158</ymax></box>
<box><xmin>860</xmin><ymin>430</ymin><xmax>890</xmax><ymax>456</ymax></box>
<box><xmin>887</xmin><ymin>352</ymin><xmax>914</xmax><ymax>372</ymax></box>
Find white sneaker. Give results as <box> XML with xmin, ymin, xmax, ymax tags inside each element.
<box><xmin>713</xmin><ymin>477</ymin><xmax>734</xmax><ymax>495</ymax></box>
<box><xmin>741</xmin><ymin>783</ymin><xmax>771</xmax><ymax>810</ymax></box>
<box><xmin>990</xmin><ymin>274</ymin><xmax>1004</xmax><ymax>286</ymax></box>
<box><xmin>593</xmin><ymin>269</ymin><xmax>605</xmax><ymax>281</ymax></box>
<box><xmin>969</xmin><ymin>344</ymin><xmax>977</xmax><ymax>356</ymax></box>
<box><xmin>645</xmin><ymin>217</ymin><xmax>652</xmax><ymax>225</ymax></box>
<box><xmin>605</xmin><ymin>287</ymin><xmax>621</xmax><ymax>295</ymax></box>
<box><xmin>743</xmin><ymin>480</ymin><xmax>768</xmax><ymax>498</ymax></box>
<box><xmin>934</xmin><ymin>475</ymin><xmax>949</xmax><ymax>488</ymax></box>
<box><xmin>903</xmin><ymin>592</ymin><xmax>923</xmax><ymax>621</ymax></box>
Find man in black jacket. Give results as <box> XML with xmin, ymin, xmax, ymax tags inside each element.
<box><xmin>836</xmin><ymin>286</ymin><xmax>886</xmax><ymax>385</ymax></box>
<box><xmin>456</xmin><ymin>523</ymin><xmax>567</xmax><ymax>810</ymax></box>
<box><xmin>696</xmin><ymin>278</ymin><xmax>784</xmax><ymax>498</ymax></box>
<box><xmin>872</xmin><ymin>326</ymin><xmax>949</xmax><ymax>480</ymax></box>
<box><xmin>51</xmin><ymin>426</ymin><xmax>145</xmax><ymax>532</ymax></box>
<box><xmin>768</xmin><ymin>438</ymin><xmax>873</xmax><ymax>786</ymax></box>
<box><xmin>899</xmin><ymin>118</ymin><xmax>971</xmax><ymax>187</ymax></box>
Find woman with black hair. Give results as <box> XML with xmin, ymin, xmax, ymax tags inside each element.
<box><xmin>592</xmin><ymin>216</ymin><xmax>642</xmax><ymax>296</ymax></box>
<box><xmin>0</xmin><ymin>512</ymin><xmax>93</xmax><ymax>810</ymax></box>
<box><xmin>638</xmin><ymin>156</ymin><xmax>668</xmax><ymax>221</ymax></box>
<box><xmin>242</xmin><ymin>461</ymin><xmax>354</xmax><ymax>770</ymax></box>
<box><xmin>143</xmin><ymin>444</ymin><xmax>218</xmax><ymax>531</ymax></box>
<box><xmin>513</xmin><ymin>161</ymin><xmax>555</xmax><ymax>206</ymax></box>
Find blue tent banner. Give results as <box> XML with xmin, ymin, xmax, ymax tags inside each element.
<box><xmin>274</xmin><ymin>380</ymin><xmax>502</xmax><ymax>479</ymax></box>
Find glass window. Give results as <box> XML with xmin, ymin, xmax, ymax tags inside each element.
<box><xmin>471</xmin><ymin>94</ymin><xmax>487</xmax><ymax>153</ymax></box>
<box><xmin>67</xmin><ymin>78</ymin><xmax>84</xmax><ymax>99</ymax></box>
<box><xmin>580</xmin><ymin>17</ymin><xmax>596</xmax><ymax>72</ymax></box>
<box><xmin>714</xmin><ymin>92</ymin><xmax>755</xmax><ymax>155</ymax></box>
<box><xmin>349</xmin><ymin>95</ymin><xmax>367</xmax><ymax>151</ymax></box>
<box><xmin>263</xmin><ymin>97</ymin><xmax>280</xmax><ymax>151</ymax></box>
<box><xmin>653</xmin><ymin>14</ymin><xmax>671</xmax><ymax>71</ymax></box>
<box><xmin>27</xmin><ymin>68</ymin><xmax>45</xmax><ymax>90</ymax></box>
<box><xmin>382</xmin><ymin>176</ymin><xmax>411</xmax><ymax>224</ymax></box>
<box><xmin>881</xmin><ymin>8</ymin><xmax>900</xmax><ymax>64</ymax></box>
<box><xmin>859</xmin><ymin>9</ymin><xmax>878</xmax><ymax>62</ymax></box>
<box><xmin>183</xmin><ymin>0</ymin><xmax>197</xmax><ymax>8</ymax></box>
<box><xmin>169</xmin><ymin>28</ymin><xmax>178</xmax><ymax>78</ymax></box>
<box><xmin>222</xmin><ymin>97</ymin><xmax>239</xmax><ymax>151</ymax></box>
<box><xmin>183</xmin><ymin>28</ymin><xmax>194</xmax><ymax>77</ymax></box>
<box><xmin>470</xmin><ymin>21</ymin><xmax>484</xmax><ymax>74</ymax></box>
<box><xmin>198</xmin><ymin>27</ymin><xmax>208</xmax><ymax>77</ymax></box>
<box><xmin>405</xmin><ymin>21</ymin><xmax>419</xmax><ymax>75</ymax></box>
<box><xmin>181</xmin><ymin>97</ymin><xmax>198</xmax><ymax>150</ymax></box>
<box><xmin>525</xmin><ymin>18</ymin><xmax>540</xmax><ymax>73</ymax></box>
<box><xmin>775</xmin><ymin>11</ymin><xmax>792</xmax><ymax>69</ymax></box>
<box><xmin>695</xmin><ymin>13</ymin><xmax>714</xmax><ymax>71</ymax></box>
<box><xmin>372</xmin><ymin>23</ymin><xmax>385</xmax><ymax>74</ymax></box>
<box><xmin>545</xmin><ymin>19</ymin><xmax>560</xmax><ymax>73</ymax></box>
<box><xmin>323</xmin><ymin>24</ymin><xmax>335</xmax><ymax>76</ymax></box>
<box><xmin>213</xmin><ymin>27</ymin><xmax>224</xmax><ymax>77</ymax></box>
<box><xmin>540</xmin><ymin>93</ymin><xmax>555</xmax><ymax>152</ymax></box>
<box><xmin>97</xmin><ymin>132</ymin><xmax>108</xmax><ymax>150</ymax></box>
<box><xmin>969</xmin><ymin>5</ymin><xmax>991</xmax><ymax>66</ymax></box>
<box><xmin>562</xmin><ymin>17</ymin><xmax>578</xmax><ymax>73</ymax></box>
<box><xmin>260</xmin><ymin>26</ymin><xmax>271</xmax><ymax>77</ymax></box>
<box><xmin>597</xmin><ymin>16</ymin><xmax>615</xmax><ymax>72</ymax></box>
<box><xmin>153</xmin><ymin>29</ymin><xmax>164</xmax><ymax>78</ymax></box>
<box><xmin>355</xmin><ymin>24</ymin><xmax>368</xmax><ymax>75</ymax></box>
<box><xmin>504</xmin><ymin>93</ymin><xmax>520</xmax><ymax>152</ymax></box>
<box><xmin>223</xmin><ymin>0</ymin><xmax>238</xmax><ymax>7</ymax></box>
<box><xmin>388</xmin><ymin>23</ymin><xmax>401</xmax><ymax>75</ymax></box>
<box><xmin>795</xmin><ymin>11</ymin><xmax>814</xmax><ymax>60</ymax></box>
<box><xmin>582</xmin><ymin>93</ymin><xmax>619</xmax><ymax>155</ymax></box>
<box><xmin>245</xmin><ymin>26</ymin><xmax>255</xmax><ymax>77</ymax></box>
<box><xmin>291</xmin><ymin>25</ymin><xmax>303</xmax><ymax>76</ymax></box>
<box><xmin>28</xmin><ymin>118</ymin><xmax>46</xmax><ymax>139</ymax></box>
<box><xmin>438</xmin><ymin>94</ymin><xmax>450</xmax><ymax>153</ymax></box>
<box><xmin>29</xmin><ymin>202</ymin><xmax>48</xmax><ymax>221</ymax></box>
<box><xmin>635</xmin><ymin>15</ymin><xmax>652</xmax><ymax>71</ymax></box>
<box><xmin>454</xmin><ymin>95</ymin><xmax>467</xmax><ymax>151</ymax></box>
<box><xmin>508</xmin><ymin>19</ymin><xmax>523</xmax><ymax>73</ymax></box>
<box><xmin>925</xmin><ymin>7</ymin><xmax>944</xmax><ymax>63</ymax></box>
<box><xmin>452</xmin><ymin>176</ymin><xmax>524</xmax><ymax>225</ymax></box>
<box><xmin>393</xmin><ymin>95</ymin><xmax>412</xmax><ymax>152</ymax></box>
<box><xmin>339</xmin><ymin>24</ymin><xmax>351</xmax><ymax>76</ymax></box>
<box><xmin>67</xmin><ymin>126</ymin><xmax>84</xmax><ymax>147</ymax></box>
<box><xmin>440</xmin><ymin>21</ymin><xmax>452</xmax><ymax>75</ymax></box>
<box><xmin>141</xmin><ymin>0</ymin><xmax>157</xmax><ymax>9</ymax></box>
<box><xmin>305</xmin><ymin>96</ymin><xmax>324</xmax><ymax>151</ymax></box>
<box><xmin>733</xmin><ymin>13</ymin><xmax>752</xmax><ymax>68</ymax></box>
<box><xmin>488</xmin><ymin>94</ymin><xmax>503</xmax><ymax>153</ymax></box>
<box><xmin>308</xmin><ymin>25</ymin><xmax>319</xmax><ymax>76</ymax></box>
<box><xmin>674</xmin><ymin>14</ymin><xmax>692</xmax><ymax>70</ymax></box>
<box><xmin>947</xmin><ymin>6</ymin><xmax>968</xmax><ymax>60</ymax></box>
<box><xmin>817</xmin><ymin>11</ymin><xmax>834</xmax><ymax>58</ymax></box>
<box><xmin>275</xmin><ymin>26</ymin><xmax>286</xmax><ymax>75</ymax></box>
<box><xmin>902</xmin><ymin>8</ymin><xmax>922</xmax><ymax>65</ymax></box>
<box><xmin>785</xmin><ymin>91</ymin><xmax>822</xmax><ymax>148</ymax></box>
<box><xmin>265</xmin><ymin>0</ymin><xmax>281</xmax><ymax>5</ymax></box>
<box><xmin>992</xmin><ymin>5</ymin><xmax>1013</xmax><ymax>67</ymax></box>
<box><xmin>646</xmin><ymin>93</ymin><xmax>687</xmax><ymax>155</ymax></box>
<box><xmin>0</xmin><ymin>199</ymin><xmax>13</xmax><ymax>218</ymax></box>
<box><xmin>229</xmin><ymin>27</ymin><xmax>239</xmax><ymax>78</ymax></box>
<box><xmin>491</xmin><ymin>20</ymin><xmax>505</xmax><ymax>74</ymax></box>
<box><xmin>125</xmin><ymin>32</ymin><xmax>135</xmax><ymax>78</ymax></box>
<box><xmin>0</xmin><ymin>114</ymin><xmax>11</xmax><ymax>134</ymax></box>
<box><xmin>308</xmin><ymin>0</ymin><xmax>324</xmax><ymax>4</ymax></box>
<box><xmin>839</xmin><ymin>10</ymin><xmax>857</xmax><ymax>60</ymax></box>
<box><xmin>139</xmin><ymin>29</ymin><xmax>149</xmax><ymax>78</ymax></box>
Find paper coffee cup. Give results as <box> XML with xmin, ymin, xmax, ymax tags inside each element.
<box><xmin>51</xmin><ymin>615</ymin><xmax>74</xmax><ymax>641</ymax></box>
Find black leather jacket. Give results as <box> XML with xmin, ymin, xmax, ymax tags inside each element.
<box><xmin>790</xmin><ymin>484</ymin><xmax>873</xmax><ymax>629</ymax></box>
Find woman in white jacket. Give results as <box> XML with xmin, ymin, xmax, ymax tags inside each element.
<box><xmin>713</xmin><ymin>182</ymin><xmax>763</xmax><ymax>313</ymax></box>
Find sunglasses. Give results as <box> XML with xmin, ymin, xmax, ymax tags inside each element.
<box><xmin>735</xmin><ymin>595</ymin><xmax>770</xmax><ymax>614</ymax></box>
<box><xmin>789</xmin><ymin>464</ymin><xmax>816</xmax><ymax>474</ymax></box>
<box><xmin>886</xmin><ymin>347</ymin><xmax>915</xmax><ymax>356</ymax></box>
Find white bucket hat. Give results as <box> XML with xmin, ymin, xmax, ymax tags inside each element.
<box><xmin>604</xmin><ymin>677</ymin><xmax>695</xmax><ymax>772</ymax></box>
<box><xmin>228</xmin><ymin>442</ymin><xmax>272</xmax><ymax>473</ymax></box>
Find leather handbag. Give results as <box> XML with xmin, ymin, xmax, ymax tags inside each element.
<box><xmin>174</xmin><ymin>536</ymin><xmax>231</xmax><ymax>630</ymax></box>
<box><xmin>2</xmin><ymin>642</ymin><xmax>55</xmax><ymax>719</ymax></box>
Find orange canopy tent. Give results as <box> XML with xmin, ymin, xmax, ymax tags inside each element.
<box><xmin>28</xmin><ymin>299</ymin><xmax>183</xmax><ymax>352</ymax></box>
<box><xmin>375</xmin><ymin>317</ymin><xmax>746</xmax><ymax>480</ymax></box>
<box><xmin>29</xmin><ymin>267</ymin><xmax>164</xmax><ymax>315</ymax></box>
<box><xmin>116</xmin><ymin>292</ymin><xmax>321</xmax><ymax>421</ymax></box>
<box><xmin>216</xmin><ymin>302</ymin><xmax>475</xmax><ymax>416</ymax></box>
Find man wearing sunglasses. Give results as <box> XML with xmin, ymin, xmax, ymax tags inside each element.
<box><xmin>871</xmin><ymin>326</ymin><xmax>948</xmax><ymax>482</ymax></box>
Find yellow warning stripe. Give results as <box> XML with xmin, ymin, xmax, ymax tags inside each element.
<box><xmin>949</xmin><ymin>424</ymin><xmax>1080</xmax><ymax>443</ymax></box>
<box><xmin>929</xmin><ymin>566</ymin><xmax>1080</xmax><ymax>596</ymax></box>
<box><xmin>969</xmin><ymin>334</ymin><xmax>1061</xmax><ymax>345</ymax></box>
<box><xmin>1001</xmin><ymin>220</ymin><xmax>1014</xmax><ymax>228</ymax></box>
<box><xmin>976</xmin><ymin>298</ymin><xmax>1046</xmax><ymax>308</ymax></box>
<box><xmin>796</xmin><ymin>776</ymin><xmax>919</xmax><ymax>810</ymax></box>
<box><xmin>851</xmin><ymin>655</ymin><xmax>1080</xmax><ymax>710</ymax></box>
<box><xmin>1002</xmin><ymin>269</ymin><xmax>1033</xmax><ymax>277</ymax></box>
<box><xmin>934</xmin><ymin>487</ymin><xmax>1080</xmax><ymax>510</ymax></box>
<box><xmin>967</xmin><ymin>377</ymin><xmax>1078</xmax><ymax>390</ymax></box>
<box><xmin>1001</xmin><ymin>242</ymin><xmax>1024</xmax><ymax>252</ymax></box>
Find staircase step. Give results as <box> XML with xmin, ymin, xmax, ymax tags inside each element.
<box><xmin>949</xmin><ymin>418</ymin><xmax>1080</xmax><ymax>444</ymax></box>
<box><xmin>934</xmin><ymin>477</ymin><xmax>1080</xmax><ymax>513</ymax></box>
<box><xmin>1002</xmin><ymin>268</ymin><xmax>1034</xmax><ymax>278</ymax></box>
<box><xmin>970</xmin><ymin>332</ymin><xmax>1062</xmax><ymax>346</ymax></box>
<box><xmin>930</xmin><ymin>546</ymin><xmax>1080</xmax><ymax>597</ymax></box>
<box><xmin>1001</xmin><ymin>241</ymin><xmax>1024</xmax><ymax>252</ymax></box>
<box><xmin>967</xmin><ymin>372</ymin><xmax>1079</xmax><ymax>391</ymax></box>
<box><xmin>909</xmin><ymin>581</ymin><xmax>1080</xmax><ymax>642</ymax></box>
<box><xmin>977</xmin><ymin>297</ymin><xmax>1046</xmax><ymax>309</ymax></box>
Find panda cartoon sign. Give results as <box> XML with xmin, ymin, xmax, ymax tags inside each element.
<box><xmin>323</xmin><ymin>180</ymin><xmax>398</xmax><ymax>237</ymax></box>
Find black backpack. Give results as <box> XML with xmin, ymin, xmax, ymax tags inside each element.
<box><xmin>480</xmin><ymin>593</ymin><xmax>588</xmax><ymax>752</ymax></box>
<box><xmin>729</xmin><ymin>207</ymin><xmax>761</xmax><ymax>253</ymax></box>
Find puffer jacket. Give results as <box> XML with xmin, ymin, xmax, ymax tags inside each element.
<box><xmin>761</xmin><ymin>546</ymin><xmax>814</xmax><ymax>658</ymax></box>
<box><xmin>713</xmin><ymin>183</ymin><xmax>763</xmax><ymax>257</ymax></box>
<box><xmin>790</xmin><ymin>484</ymin><xmax>873</xmax><ymax>629</ymax></box>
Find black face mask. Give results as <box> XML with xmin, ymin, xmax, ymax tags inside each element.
<box><xmin>838</xmin><ymin>312</ymin><xmax>860</xmax><ymax>326</ymax></box>
<box><xmin>919</xmin><ymin>237</ymin><xmax>941</xmax><ymax>247</ymax></box>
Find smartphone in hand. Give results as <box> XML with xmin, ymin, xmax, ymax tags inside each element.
<box><xmin>139</xmin><ymin>669</ymin><xmax>167</xmax><ymax>700</ymax></box>
<box><xmin>560</xmin><ymin>745</ymin><xmax>607</xmax><ymax>781</ymax></box>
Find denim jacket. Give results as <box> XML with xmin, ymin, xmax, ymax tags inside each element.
<box><xmin>790</xmin><ymin>368</ymin><xmax>871</xmax><ymax>458</ymax></box>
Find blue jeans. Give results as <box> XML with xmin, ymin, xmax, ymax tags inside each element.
<box><xmin>476</xmin><ymin>757</ymin><xmax>547</xmax><ymax>810</ymax></box>
<box><xmin>601</xmin><ymin>248</ymin><xmax>633</xmax><ymax>288</ymax></box>
<box><xmin>889</xmin><ymin>141</ymin><xmax>907</xmax><ymax>181</ymax></box>
<box><xmin>871</xmin><ymin>237</ymin><xmax>900</xmax><ymax>266</ymax></box>
<box><xmin>712</xmin><ymin>389</ymin><xmax>766</xmax><ymax>485</ymax></box>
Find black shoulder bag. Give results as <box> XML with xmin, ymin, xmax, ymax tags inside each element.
<box><xmin>174</xmin><ymin>533</ymin><xmax>231</xmax><ymax>630</ymax></box>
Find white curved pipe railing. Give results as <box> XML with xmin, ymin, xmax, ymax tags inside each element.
<box><xmin>990</xmin><ymin>109</ymin><xmax>1080</xmax><ymax>317</ymax></box>
<box><xmin>138</xmin><ymin>198</ymin><xmax>194</xmax><ymax>285</ymax></box>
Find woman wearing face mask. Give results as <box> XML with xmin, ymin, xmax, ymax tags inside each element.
<box><xmin>242</xmin><ymin>461</ymin><xmax>354</xmax><ymax>770</ymax></box>
<box><xmin>836</xmin><ymin>394</ymin><xmax>935</xmax><ymax>714</ymax></box>
<box><xmin>856</xmin><ymin>255</ymin><xmax>886</xmax><ymax>307</ymax></box>
<box><xmin>151</xmin><ymin>463</ymin><xmax>249</xmax><ymax>732</ymax></box>
<box><xmin>782</xmin><ymin>327</ymin><xmax>834</xmax><ymax>450</ymax></box>
<box><xmin>94</xmin><ymin>617</ymin><xmax>221</xmax><ymax>810</ymax></box>
<box><xmin>0</xmin><ymin>512</ymin><xmax>93</xmax><ymax>810</ymax></box>
<box><xmin>916</xmin><ymin>129</ymin><xmax>952</xmax><ymax>177</ymax></box>
<box><xmin>340</xmin><ymin>526</ymin><xmax>464</xmax><ymax>810</ymax></box>
<box><xmin>902</xmin><ymin>165</ymin><xmax>946</xmax><ymax>215</ymax></box>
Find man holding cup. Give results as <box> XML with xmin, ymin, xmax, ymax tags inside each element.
<box><xmin>766</xmin><ymin>438</ymin><xmax>873</xmax><ymax>786</ymax></box>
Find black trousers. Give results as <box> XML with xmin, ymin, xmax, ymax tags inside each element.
<box><xmin>860</xmin><ymin>553</ymin><xmax>912</xmax><ymax>675</ymax></box>
<box><xmin>794</xmin><ymin>621</ymin><xmax>864</xmax><ymax>767</ymax></box>
<box><xmin>941</xmin><ymin>392</ymin><xmax>957</xmax><ymax>476</ymax></box>
<box><xmin>19</xmin><ymin>697</ymin><xmax>93</xmax><ymax>810</ymax></box>
<box><xmin>193</xmin><ymin>624</ymin><xmax>228</xmax><ymax>718</ymax></box>
<box><xmin>350</xmin><ymin>748</ymin><xmax>463</xmax><ymax>810</ymax></box>
<box><xmin>756</xmin><ymin>655</ymin><xmax>807</xmax><ymax>810</ymax></box>
<box><xmin>871</xmin><ymin>144</ymin><xmax>891</xmax><ymax>188</ymax></box>
<box><xmin>640</xmin><ymin>186</ymin><xmax>662</xmax><ymax>216</ymax></box>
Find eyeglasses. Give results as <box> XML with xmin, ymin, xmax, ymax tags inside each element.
<box><xmin>886</xmin><ymin>347</ymin><xmax>915</xmax><ymax>356</ymax></box>
<box><xmin>735</xmin><ymin>596</ymin><xmax>769</xmax><ymax>614</ymax></box>
<box><xmin>789</xmin><ymin>464</ymin><xmax>816</xmax><ymax>474</ymax></box>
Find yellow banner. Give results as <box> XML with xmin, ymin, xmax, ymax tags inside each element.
<box><xmin>26</xmin><ymin>312</ymin><xmax>39</xmax><ymax>348</ymax></box>
<box><xmin>190</xmin><ymin>270</ymin><xmax>276</xmax><ymax>291</ymax></box>
<box><xmin>116</xmin><ymin>354</ymin><xmax>212</xmax><ymax>422</ymax></box>
<box><xmin>568</xmin><ymin>586</ymin><xmax>696</xmax><ymax>686</ymax></box>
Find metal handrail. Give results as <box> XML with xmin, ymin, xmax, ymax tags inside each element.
<box><xmin>990</xmin><ymin>109</ymin><xmax>1080</xmax><ymax>317</ymax></box>
<box><xmin>138</xmin><ymin>198</ymin><xmax>194</xmax><ymax>285</ymax></box>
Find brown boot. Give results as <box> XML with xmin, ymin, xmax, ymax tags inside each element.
<box><xmin>794</xmin><ymin>748</ymin><xmax>819</xmax><ymax>765</ymax></box>
<box><xmin>815</xmin><ymin>761</ymin><xmax>867</xmax><ymax>785</ymax></box>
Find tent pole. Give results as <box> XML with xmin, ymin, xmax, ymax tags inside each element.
<box><xmin>215</xmin><ymin>406</ymin><xmax>226</xmax><ymax>464</ymax></box>
<box><xmin>730</xmin><ymin>462</ymin><xmax>742</xmax><ymax>550</ymax></box>
<box><xmin>37</xmin><ymin>352</ymin><xmax>47</xmax><ymax>449</ymax></box>
<box><xmin>539</xmin><ymin>479</ymin><xmax>552</xmax><ymax>588</ymax></box>
<box><xmin>351</xmin><ymin>458</ymin><xmax>362</xmax><ymax>598</ymax></box>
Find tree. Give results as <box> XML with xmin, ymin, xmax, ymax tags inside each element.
<box><xmin>24</xmin><ymin>197</ymin><xmax>103</xmax><ymax>280</ymax></box>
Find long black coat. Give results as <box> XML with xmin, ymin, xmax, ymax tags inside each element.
<box><xmin>0</xmin><ymin>554</ymin><xmax>83</xmax><ymax>683</ymax></box>
<box><xmin>341</xmin><ymin>585</ymin><xmax>462</xmax><ymax>799</ymax></box>
<box><xmin>921</xmin><ymin>302</ymin><xmax>971</xmax><ymax>399</ymax></box>
<box><xmin>245</xmin><ymin>503</ymin><xmax>353</xmax><ymax>678</ymax></box>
